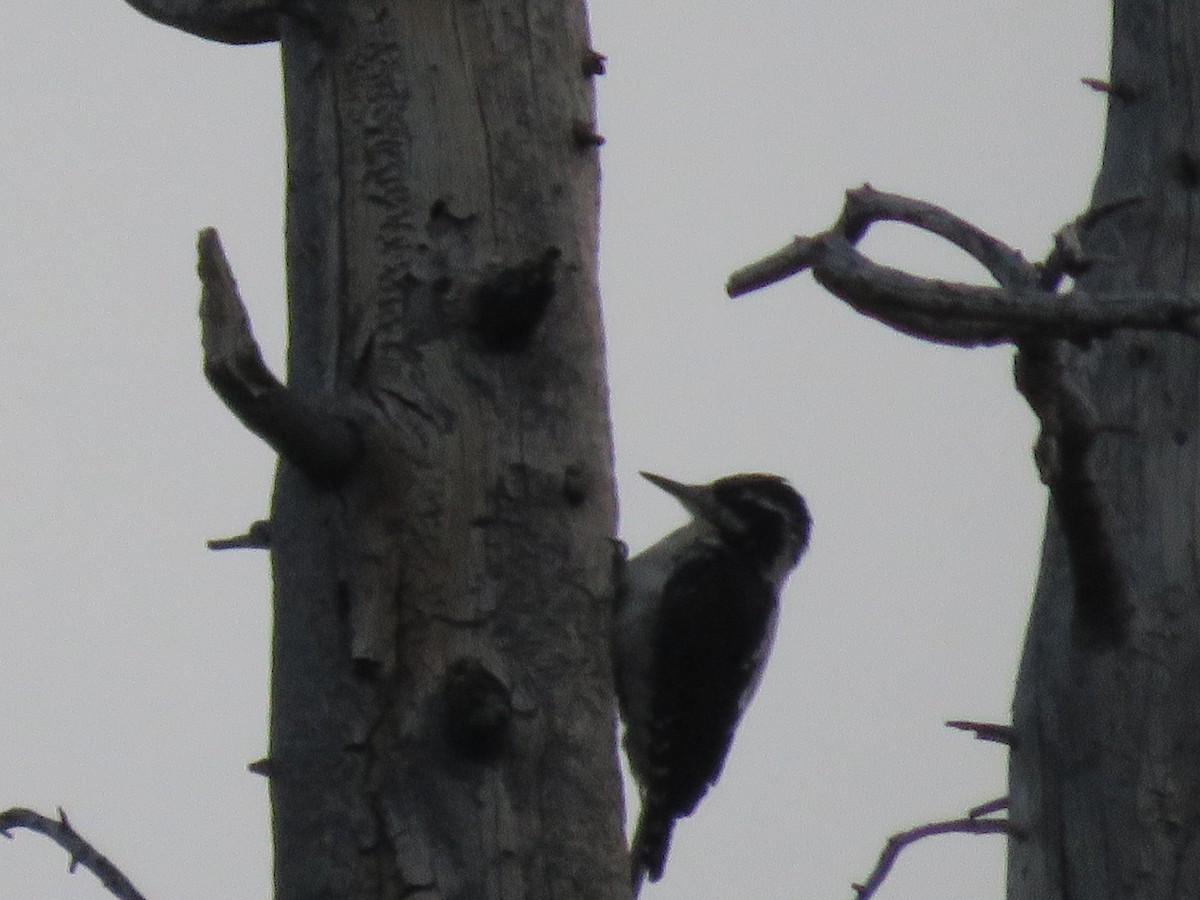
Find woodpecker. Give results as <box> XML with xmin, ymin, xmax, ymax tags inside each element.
<box><xmin>614</xmin><ymin>471</ymin><xmax>811</xmax><ymax>893</ymax></box>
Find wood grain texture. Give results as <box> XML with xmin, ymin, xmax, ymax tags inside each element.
<box><xmin>264</xmin><ymin>3</ymin><xmax>623</xmax><ymax>899</ymax></box>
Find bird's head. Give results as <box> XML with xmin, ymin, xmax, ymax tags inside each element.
<box><xmin>639</xmin><ymin>471</ymin><xmax>811</xmax><ymax>578</ymax></box>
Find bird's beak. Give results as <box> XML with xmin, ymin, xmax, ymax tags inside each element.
<box><xmin>639</xmin><ymin>472</ymin><xmax>718</xmax><ymax>519</ymax></box>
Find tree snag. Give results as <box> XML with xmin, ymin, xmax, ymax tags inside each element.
<box><xmin>124</xmin><ymin>1</ymin><xmax>625</xmax><ymax>898</ymax></box>
<box><xmin>733</xmin><ymin>2</ymin><xmax>1200</xmax><ymax>897</ymax></box>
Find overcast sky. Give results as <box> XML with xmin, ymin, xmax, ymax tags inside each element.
<box><xmin>1</xmin><ymin>2</ymin><xmax>1110</xmax><ymax>898</ymax></box>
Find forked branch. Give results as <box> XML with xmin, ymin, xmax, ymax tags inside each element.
<box><xmin>731</xmin><ymin>186</ymin><xmax>1164</xmax><ymax>643</ymax></box>
<box><xmin>0</xmin><ymin>807</ymin><xmax>148</xmax><ymax>900</ymax></box>
<box><xmin>727</xmin><ymin>185</ymin><xmax>1200</xmax><ymax>347</ymax></box>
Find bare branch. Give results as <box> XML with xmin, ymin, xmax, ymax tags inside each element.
<box><xmin>727</xmin><ymin>187</ymin><xmax>1200</xmax><ymax>347</ymax></box>
<box><xmin>837</xmin><ymin>185</ymin><xmax>1039</xmax><ymax>289</ymax></box>
<box><xmin>121</xmin><ymin>0</ymin><xmax>282</xmax><ymax>44</ymax></box>
<box><xmin>811</xmin><ymin>237</ymin><xmax>1028</xmax><ymax>347</ymax></box>
<box><xmin>726</xmin><ymin>235</ymin><xmax>821</xmax><ymax>299</ymax></box>
<box><xmin>945</xmin><ymin>720</ymin><xmax>1017</xmax><ymax>746</ymax></box>
<box><xmin>198</xmin><ymin>228</ymin><xmax>363</xmax><ymax>486</ymax></box>
<box><xmin>727</xmin><ymin>185</ymin><xmax>1038</xmax><ymax>297</ymax></box>
<box><xmin>851</xmin><ymin>812</ymin><xmax>1023</xmax><ymax>900</ymax></box>
<box><xmin>0</xmin><ymin>807</ymin><xmax>148</xmax><ymax>900</ymax></box>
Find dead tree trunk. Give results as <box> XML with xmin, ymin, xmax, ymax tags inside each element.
<box><xmin>1007</xmin><ymin>4</ymin><xmax>1200</xmax><ymax>896</ymax></box>
<box><xmin>731</xmin><ymin>2</ymin><xmax>1200</xmax><ymax>897</ymax></box>
<box><xmin>122</xmin><ymin>2</ymin><xmax>626</xmax><ymax>899</ymax></box>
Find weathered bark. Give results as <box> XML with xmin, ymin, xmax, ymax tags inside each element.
<box><xmin>124</xmin><ymin>1</ymin><xmax>625</xmax><ymax>898</ymax></box>
<box><xmin>1008</xmin><ymin>4</ymin><xmax>1200</xmax><ymax>897</ymax></box>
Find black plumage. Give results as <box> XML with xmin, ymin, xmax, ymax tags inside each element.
<box><xmin>627</xmin><ymin>549</ymin><xmax>777</xmax><ymax>883</ymax></box>
<box><xmin>615</xmin><ymin>472</ymin><xmax>810</xmax><ymax>892</ymax></box>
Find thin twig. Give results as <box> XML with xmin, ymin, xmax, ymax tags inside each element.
<box><xmin>0</xmin><ymin>807</ymin><xmax>149</xmax><ymax>900</ymax></box>
<box><xmin>851</xmin><ymin>813</ymin><xmax>1023</xmax><ymax>900</ymax></box>
<box><xmin>968</xmin><ymin>797</ymin><xmax>1010</xmax><ymax>819</ymax></box>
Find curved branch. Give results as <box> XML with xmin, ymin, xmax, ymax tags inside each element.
<box><xmin>0</xmin><ymin>808</ymin><xmax>148</xmax><ymax>900</ymax></box>
<box><xmin>730</xmin><ymin>188</ymin><xmax>1147</xmax><ymax>631</ymax></box>
<box><xmin>852</xmin><ymin>812</ymin><xmax>1023</xmax><ymax>900</ymax></box>
<box><xmin>727</xmin><ymin>188</ymin><xmax>1200</xmax><ymax>347</ymax></box>
<box><xmin>838</xmin><ymin>184</ymin><xmax>1040</xmax><ymax>289</ymax></box>
<box><xmin>198</xmin><ymin>228</ymin><xmax>362</xmax><ymax>486</ymax></box>
<box><xmin>122</xmin><ymin>0</ymin><xmax>283</xmax><ymax>44</ymax></box>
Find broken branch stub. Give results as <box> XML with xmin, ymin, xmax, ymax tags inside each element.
<box><xmin>197</xmin><ymin>228</ymin><xmax>362</xmax><ymax>486</ymax></box>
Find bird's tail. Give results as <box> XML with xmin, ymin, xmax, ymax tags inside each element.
<box><xmin>630</xmin><ymin>807</ymin><xmax>675</xmax><ymax>895</ymax></box>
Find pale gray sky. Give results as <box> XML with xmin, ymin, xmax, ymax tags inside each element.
<box><xmin>0</xmin><ymin>2</ymin><xmax>1109</xmax><ymax>898</ymax></box>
